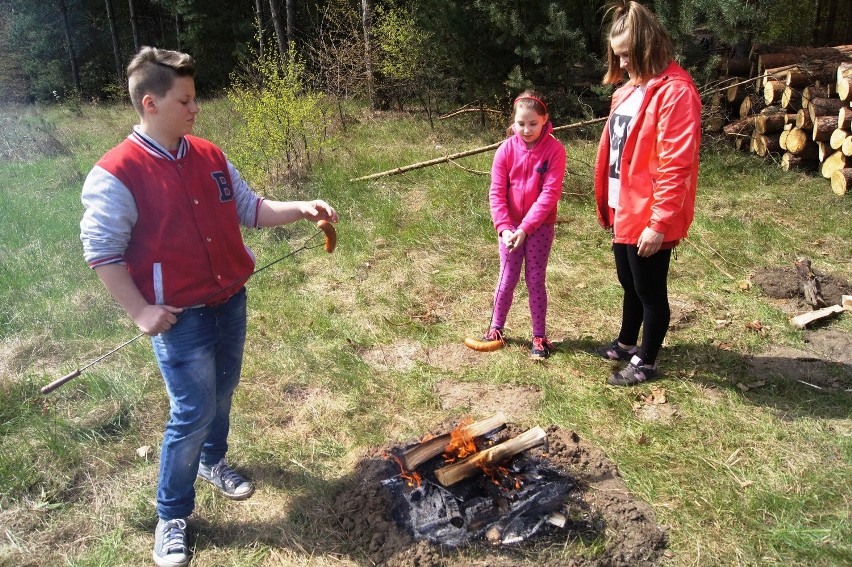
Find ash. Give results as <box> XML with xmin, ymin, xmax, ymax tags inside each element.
<box><xmin>384</xmin><ymin>454</ymin><xmax>601</xmax><ymax>548</ymax></box>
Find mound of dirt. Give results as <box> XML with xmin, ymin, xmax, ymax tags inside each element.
<box><xmin>751</xmin><ymin>266</ymin><xmax>850</xmax><ymax>307</ymax></box>
<box><xmin>333</xmin><ymin>424</ymin><xmax>666</xmax><ymax>566</ymax></box>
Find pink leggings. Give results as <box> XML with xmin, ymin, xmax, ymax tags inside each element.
<box><xmin>491</xmin><ymin>224</ymin><xmax>555</xmax><ymax>337</ymax></box>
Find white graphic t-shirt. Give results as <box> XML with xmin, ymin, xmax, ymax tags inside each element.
<box><xmin>607</xmin><ymin>86</ymin><xmax>646</xmax><ymax>209</ymax></box>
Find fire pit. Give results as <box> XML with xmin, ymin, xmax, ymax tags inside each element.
<box><xmin>381</xmin><ymin>413</ymin><xmax>601</xmax><ymax>548</ymax></box>
<box><xmin>334</xmin><ymin>417</ymin><xmax>668</xmax><ymax>566</ymax></box>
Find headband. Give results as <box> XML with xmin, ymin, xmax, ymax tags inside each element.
<box><xmin>513</xmin><ymin>95</ymin><xmax>547</xmax><ymax>114</ymax></box>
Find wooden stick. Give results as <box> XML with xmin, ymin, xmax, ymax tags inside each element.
<box><xmin>790</xmin><ymin>305</ymin><xmax>844</xmax><ymax>329</ymax></box>
<box><xmin>434</xmin><ymin>426</ymin><xmax>546</xmax><ymax>487</ymax></box>
<box><xmin>401</xmin><ymin>412</ymin><xmax>507</xmax><ymax>470</ymax></box>
<box><xmin>349</xmin><ymin>117</ymin><xmax>606</xmax><ymax>182</ymax></box>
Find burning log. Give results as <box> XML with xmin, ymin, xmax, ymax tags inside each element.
<box><xmin>434</xmin><ymin>426</ymin><xmax>547</xmax><ymax>487</ymax></box>
<box><xmin>401</xmin><ymin>412</ymin><xmax>508</xmax><ymax>471</ymax></box>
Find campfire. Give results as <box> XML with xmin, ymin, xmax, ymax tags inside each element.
<box><xmin>380</xmin><ymin>412</ymin><xmax>601</xmax><ymax>548</ymax></box>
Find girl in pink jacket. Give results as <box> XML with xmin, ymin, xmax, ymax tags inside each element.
<box><xmin>477</xmin><ymin>90</ymin><xmax>566</xmax><ymax>359</ymax></box>
<box><xmin>594</xmin><ymin>1</ymin><xmax>701</xmax><ymax>385</ymax></box>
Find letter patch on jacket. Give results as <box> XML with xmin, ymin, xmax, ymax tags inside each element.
<box><xmin>211</xmin><ymin>171</ymin><xmax>234</xmax><ymax>202</ymax></box>
<box><xmin>535</xmin><ymin>160</ymin><xmax>549</xmax><ymax>175</ymax></box>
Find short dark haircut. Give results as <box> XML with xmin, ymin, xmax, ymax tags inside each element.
<box><xmin>126</xmin><ymin>47</ymin><xmax>195</xmax><ymax>115</ymax></box>
<box><xmin>603</xmin><ymin>1</ymin><xmax>673</xmax><ymax>85</ymax></box>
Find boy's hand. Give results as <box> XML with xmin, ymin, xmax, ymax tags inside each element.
<box><xmin>133</xmin><ymin>304</ymin><xmax>183</xmax><ymax>336</ymax></box>
<box><xmin>301</xmin><ymin>200</ymin><xmax>338</xmax><ymax>223</ymax></box>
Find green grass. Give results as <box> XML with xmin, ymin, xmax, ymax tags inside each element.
<box><xmin>1</xmin><ymin>100</ymin><xmax>850</xmax><ymax>566</ymax></box>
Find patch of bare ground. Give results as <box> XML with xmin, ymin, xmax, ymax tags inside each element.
<box><xmin>747</xmin><ymin>265</ymin><xmax>852</xmax><ymax>391</ymax></box>
<box><xmin>432</xmin><ymin>380</ymin><xmax>542</xmax><ymax>421</ymax></box>
<box><xmin>333</xmin><ymin>424</ymin><xmax>666</xmax><ymax>566</ymax></box>
<box><xmin>359</xmin><ymin>341</ymin><xmax>490</xmax><ymax>373</ymax></box>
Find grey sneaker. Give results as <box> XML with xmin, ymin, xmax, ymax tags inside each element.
<box><xmin>608</xmin><ymin>355</ymin><xmax>658</xmax><ymax>386</ymax></box>
<box><xmin>153</xmin><ymin>518</ymin><xmax>189</xmax><ymax>567</ymax></box>
<box><xmin>197</xmin><ymin>458</ymin><xmax>255</xmax><ymax>500</ymax></box>
<box><xmin>597</xmin><ymin>339</ymin><xmax>638</xmax><ymax>362</ymax></box>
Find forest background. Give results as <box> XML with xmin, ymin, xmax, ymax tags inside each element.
<box><xmin>2</xmin><ymin>0</ymin><xmax>851</xmax><ymax>118</ymax></box>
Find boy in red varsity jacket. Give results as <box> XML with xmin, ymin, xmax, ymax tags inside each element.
<box><xmin>80</xmin><ymin>47</ymin><xmax>337</xmax><ymax>567</ymax></box>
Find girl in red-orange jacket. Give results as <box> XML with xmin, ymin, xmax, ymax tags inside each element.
<box><xmin>593</xmin><ymin>1</ymin><xmax>701</xmax><ymax>386</ymax></box>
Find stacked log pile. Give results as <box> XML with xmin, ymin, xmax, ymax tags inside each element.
<box><xmin>713</xmin><ymin>45</ymin><xmax>852</xmax><ymax>196</ymax></box>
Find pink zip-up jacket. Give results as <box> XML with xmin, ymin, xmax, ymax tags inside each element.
<box><xmin>490</xmin><ymin>120</ymin><xmax>566</xmax><ymax>236</ymax></box>
<box><xmin>594</xmin><ymin>60</ymin><xmax>701</xmax><ymax>244</ymax></box>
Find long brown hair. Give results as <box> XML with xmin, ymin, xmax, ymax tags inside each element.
<box><xmin>602</xmin><ymin>1</ymin><xmax>673</xmax><ymax>85</ymax></box>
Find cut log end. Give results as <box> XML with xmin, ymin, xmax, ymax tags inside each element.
<box><xmin>831</xmin><ymin>168</ymin><xmax>852</xmax><ymax>196</ymax></box>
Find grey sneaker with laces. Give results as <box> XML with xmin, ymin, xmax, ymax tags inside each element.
<box><xmin>608</xmin><ymin>355</ymin><xmax>658</xmax><ymax>386</ymax></box>
<box><xmin>197</xmin><ymin>458</ymin><xmax>255</xmax><ymax>500</ymax></box>
<box><xmin>153</xmin><ymin>518</ymin><xmax>189</xmax><ymax>567</ymax></box>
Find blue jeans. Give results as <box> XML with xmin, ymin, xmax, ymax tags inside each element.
<box><xmin>151</xmin><ymin>288</ymin><xmax>247</xmax><ymax>520</ymax></box>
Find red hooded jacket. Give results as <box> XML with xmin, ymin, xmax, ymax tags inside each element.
<box><xmin>594</xmin><ymin>61</ymin><xmax>701</xmax><ymax>244</ymax></box>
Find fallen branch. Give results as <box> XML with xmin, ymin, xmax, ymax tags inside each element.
<box><xmin>350</xmin><ymin>117</ymin><xmax>607</xmax><ymax>182</ymax></box>
<box><xmin>440</xmin><ymin>107</ymin><xmax>503</xmax><ymax>120</ymax></box>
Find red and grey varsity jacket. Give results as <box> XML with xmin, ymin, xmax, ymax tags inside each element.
<box><xmin>81</xmin><ymin>129</ymin><xmax>262</xmax><ymax>307</ymax></box>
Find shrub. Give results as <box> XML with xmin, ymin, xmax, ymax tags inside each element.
<box><xmin>226</xmin><ymin>43</ymin><xmax>336</xmax><ymax>187</ymax></box>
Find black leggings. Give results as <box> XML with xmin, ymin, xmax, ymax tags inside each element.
<box><xmin>612</xmin><ymin>243</ymin><xmax>672</xmax><ymax>366</ymax></box>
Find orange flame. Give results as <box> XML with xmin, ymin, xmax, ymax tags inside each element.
<box><xmin>384</xmin><ymin>451</ymin><xmax>422</xmax><ymax>488</ymax></box>
<box><xmin>442</xmin><ymin>417</ymin><xmax>476</xmax><ymax>463</ymax></box>
<box><xmin>440</xmin><ymin>418</ymin><xmax>526</xmax><ymax>490</ymax></box>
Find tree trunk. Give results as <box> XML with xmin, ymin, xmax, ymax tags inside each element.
<box><xmin>104</xmin><ymin>0</ymin><xmax>123</xmax><ymax>80</ymax></box>
<box><xmin>57</xmin><ymin>0</ymin><xmax>81</xmax><ymax>92</ymax></box>
<box><xmin>831</xmin><ymin>168</ymin><xmax>852</xmax><ymax>195</ymax></box>
<box><xmin>808</xmin><ymin>98</ymin><xmax>845</xmax><ymax>123</ymax></box>
<box><xmin>781</xmin><ymin>152</ymin><xmax>818</xmax><ymax>171</ymax></box>
<box><xmin>813</xmin><ymin>115</ymin><xmax>839</xmax><ymax>142</ymax></box>
<box><xmin>174</xmin><ymin>8</ymin><xmax>181</xmax><ymax>51</ymax></box>
<box><xmin>722</xmin><ymin>57</ymin><xmax>752</xmax><ymax>77</ymax></box>
<box><xmin>781</xmin><ymin>86</ymin><xmax>801</xmax><ymax>110</ymax></box>
<box><xmin>255</xmin><ymin>0</ymin><xmax>264</xmax><ymax>58</ymax></box>
<box><xmin>285</xmin><ymin>0</ymin><xmax>295</xmax><ymax>50</ymax></box>
<box><xmin>795</xmin><ymin>108</ymin><xmax>814</xmax><ymax>130</ymax></box>
<box><xmin>723</xmin><ymin>116</ymin><xmax>756</xmax><ymax>138</ymax></box>
<box><xmin>269</xmin><ymin>0</ymin><xmax>287</xmax><ymax>60</ymax></box>
<box><xmin>786</xmin><ymin>128</ymin><xmax>819</xmax><ymax>158</ymax></box>
<box><xmin>753</xmin><ymin>133</ymin><xmax>783</xmax><ymax>157</ymax></box>
<box><xmin>763</xmin><ymin>79</ymin><xmax>786</xmax><ymax>105</ymax></box>
<box><xmin>837</xmin><ymin>62</ymin><xmax>852</xmax><ymax>101</ymax></box>
<box><xmin>361</xmin><ymin>0</ymin><xmax>376</xmax><ymax>110</ymax></box>
<box><xmin>839</xmin><ymin>106</ymin><xmax>852</xmax><ymax>130</ymax></box>
<box><xmin>825</xmin><ymin>0</ymin><xmax>838</xmax><ymax>43</ymax></box>
<box><xmin>843</xmin><ymin>136</ymin><xmax>852</xmax><ymax>157</ymax></box>
<box><xmin>755</xmin><ymin>112</ymin><xmax>794</xmax><ymax>134</ymax></box>
<box><xmin>128</xmin><ymin>0</ymin><xmax>139</xmax><ymax>53</ymax></box>
<box><xmin>802</xmin><ymin>85</ymin><xmax>831</xmax><ymax>109</ymax></box>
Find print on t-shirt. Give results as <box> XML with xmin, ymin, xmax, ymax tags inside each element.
<box><xmin>608</xmin><ymin>113</ymin><xmax>631</xmax><ymax>180</ymax></box>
